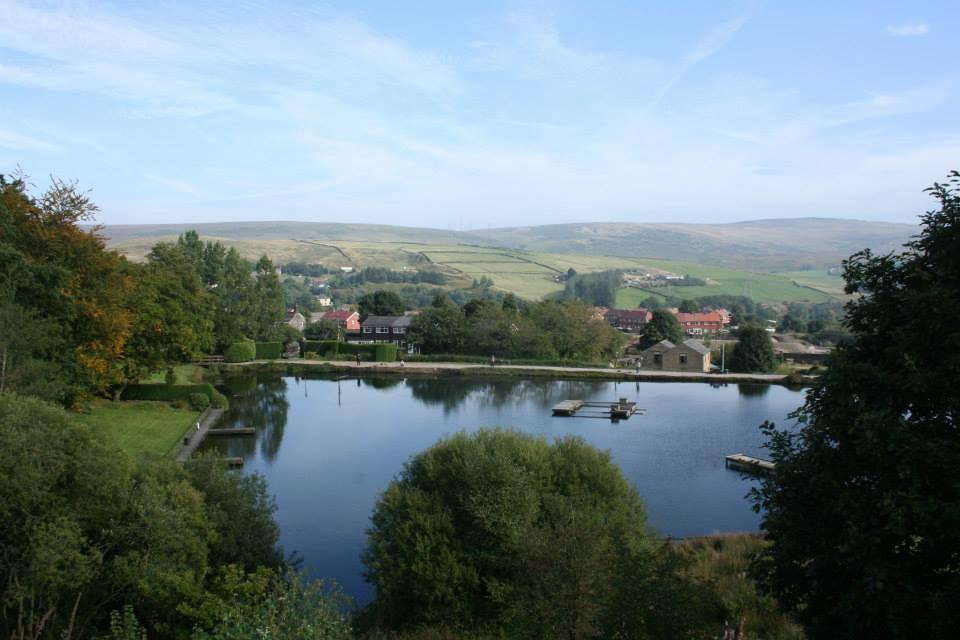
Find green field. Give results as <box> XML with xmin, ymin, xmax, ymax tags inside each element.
<box><xmin>776</xmin><ymin>270</ymin><xmax>849</xmax><ymax>297</ymax></box>
<box><xmin>615</xmin><ymin>258</ymin><xmax>833</xmax><ymax>306</ymax></box>
<box><xmin>75</xmin><ymin>401</ymin><xmax>199</xmax><ymax>457</ymax></box>
<box><xmin>114</xmin><ymin>233</ymin><xmax>841</xmax><ymax>304</ymax></box>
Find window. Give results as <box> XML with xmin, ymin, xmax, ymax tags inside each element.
<box><xmin>653</xmin><ymin>353</ymin><xmax>662</xmax><ymax>364</ymax></box>
<box><xmin>679</xmin><ymin>353</ymin><xmax>688</xmax><ymax>365</ymax></box>
<box><xmin>362</xmin><ymin>327</ymin><xmax>372</xmax><ymax>334</ymax></box>
<box><xmin>376</xmin><ymin>327</ymin><xmax>389</xmax><ymax>334</ymax></box>
<box><xmin>394</xmin><ymin>327</ymin><xmax>405</xmax><ymax>334</ymax></box>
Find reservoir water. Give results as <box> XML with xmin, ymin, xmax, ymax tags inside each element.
<box><xmin>203</xmin><ymin>375</ymin><xmax>805</xmax><ymax>604</ymax></box>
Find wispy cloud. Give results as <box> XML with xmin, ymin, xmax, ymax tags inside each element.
<box><xmin>0</xmin><ymin>1</ymin><xmax>457</xmax><ymax>119</ymax></box>
<box><xmin>145</xmin><ymin>174</ymin><xmax>202</xmax><ymax>196</ymax></box>
<box><xmin>887</xmin><ymin>23</ymin><xmax>929</xmax><ymax>37</ymax></box>
<box><xmin>652</xmin><ymin>14</ymin><xmax>751</xmax><ymax>108</ymax></box>
<box><xmin>0</xmin><ymin>128</ymin><xmax>58</xmax><ymax>152</ymax></box>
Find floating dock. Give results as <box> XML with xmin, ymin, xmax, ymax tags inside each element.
<box><xmin>725</xmin><ymin>453</ymin><xmax>776</xmax><ymax>474</ymax></box>
<box><xmin>552</xmin><ymin>400</ymin><xmax>584</xmax><ymax>416</ymax></box>
<box><xmin>206</xmin><ymin>428</ymin><xmax>256</xmax><ymax>437</ymax></box>
<box><xmin>223</xmin><ymin>457</ymin><xmax>244</xmax><ymax>468</ymax></box>
<box><xmin>552</xmin><ymin>399</ymin><xmax>643</xmax><ymax>420</ymax></box>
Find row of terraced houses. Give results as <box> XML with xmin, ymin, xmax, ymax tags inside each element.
<box><xmin>601</xmin><ymin>307</ymin><xmax>731</xmax><ymax>336</ymax></box>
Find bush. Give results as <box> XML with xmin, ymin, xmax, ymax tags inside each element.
<box><xmin>255</xmin><ymin>342</ymin><xmax>282</xmax><ymax>360</ymax></box>
<box><xmin>225</xmin><ymin>340</ymin><xmax>256</xmax><ymax>363</ymax></box>
<box><xmin>209</xmin><ymin>389</ymin><xmax>228</xmax><ymax>409</ymax></box>
<box><xmin>302</xmin><ymin>340</ymin><xmax>339</xmax><ymax>358</ymax></box>
<box><xmin>188</xmin><ymin>393</ymin><xmax>210</xmax><ymax>411</ymax></box>
<box><xmin>363</xmin><ymin>428</ymin><xmax>657</xmax><ymax>635</ymax></box>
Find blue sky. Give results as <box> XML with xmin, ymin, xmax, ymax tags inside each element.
<box><xmin>0</xmin><ymin>0</ymin><xmax>957</xmax><ymax>227</ymax></box>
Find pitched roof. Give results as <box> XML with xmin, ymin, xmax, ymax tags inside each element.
<box><xmin>605</xmin><ymin>308</ymin><xmax>652</xmax><ymax>320</ymax></box>
<box><xmin>674</xmin><ymin>312</ymin><xmax>724</xmax><ymax>324</ymax></box>
<box><xmin>682</xmin><ymin>339</ymin><xmax>711</xmax><ymax>355</ymax></box>
<box><xmin>323</xmin><ymin>310</ymin><xmax>358</xmax><ymax>321</ymax></box>
<box><xmin>362</xmin><ymin>315</ymin><xmax>413</xmax><ymax>328</ymax></box>
<box><xmin>643</xmin><ymin>339</ymin><xmax>675</xmax><ymax>352</ymax></box>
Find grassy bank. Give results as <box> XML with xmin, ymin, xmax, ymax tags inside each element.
<box><xmin>75</xmin><ymin>400</ymin><xmax>200</xmax><ymax>457</ymax></box>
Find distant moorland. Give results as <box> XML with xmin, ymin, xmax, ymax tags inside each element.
<box><xmin>100</xmin><ymin>218</ymin><xmax>914</xmax><ymax>303</ymax></box>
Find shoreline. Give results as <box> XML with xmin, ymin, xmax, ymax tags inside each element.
<box><xmin>219</xmin><ymin>359</ymin><xmax>812</xmax><ymax>386</ymax></box>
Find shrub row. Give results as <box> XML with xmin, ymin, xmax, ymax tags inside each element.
<box><xmin>255</xmin><ymin>342</ymin><xmax>282</xmax><ymax>360</ymax></box>
<box><xmin>122</xmin><ymin>383</ymin><xmax>228</xmax><ymax>409</ymax></box>
<box><xmin>404</xmin><ymin>354</ymin><xmax>610</xmax><ymax>368</ymax></box>
<box><xmin>224</xmin><ymin>340</ymin><xmax>285</xmax><ymax>362</ymax></box>
<box><xmin>300</xmin><ymin>340</ymin><xmax>398</xmax><ymax>362</ymax></box>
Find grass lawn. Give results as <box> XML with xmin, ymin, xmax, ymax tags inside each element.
<box><xmin>75</xmin><ymin>401</ymin><xmax>200</xmax><ymax>457</ymax></box>
<box><xmin>142</xmin><ymin>364</ymin><xmax>204</xmax><ymax>384</ymax></box>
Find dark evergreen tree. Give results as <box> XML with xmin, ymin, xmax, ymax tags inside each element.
<box><xmin>753</xmin><ymin>171</ymin><xmax>960</xmax><ymax>639</ymax></box>
<box><xmin>729</xmin><ymin>326</ymin><xmax>776</xmax><ymax>373</ymax></box>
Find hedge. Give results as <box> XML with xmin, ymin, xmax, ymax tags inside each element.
<box><xmin>255</xmin><ymin>342</ymin><xmax>282</xmax><ymax>360</ymax></box>
<box><xmin>300</xmin><ymin>340</ymin><xmax>397</xmax><ymax>362</ymax></box>
<box><xmin>375</xmin><ymin>343</ymin><xmax>398</xmax><ymax>362</ymax></box>
<box><xmin>303</xmin><ymin>340</ymin><xmax>339</xmax><ymax>358</ymax></box>
<box><xmin>122</xmin><ymin>383</ymin><xmax>228</xmax><ymax>409</ymax></box>
<box><xmin>225</xmin><ymin>340</ymin><xmax>256</xmax><ymax>363</ymax></box>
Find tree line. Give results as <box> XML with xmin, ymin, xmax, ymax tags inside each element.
<box><xmin>408</xmin><ymin>295</ymin><xmax>624</xmax><ymax>362</ymax></box>
<box><xmin>0</xmin><ymin>176</ymin><xmax>286</xmax><ymax>403</ymax></box>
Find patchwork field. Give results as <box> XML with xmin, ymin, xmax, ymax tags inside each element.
<box><xmin>112</xmin><ymin>233</ymin><xmax>842</xmax><ymax>304</ymax></box>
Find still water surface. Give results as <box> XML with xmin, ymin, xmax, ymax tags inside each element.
<box><xmin>203</xmin><ymin>375</ymin><xmax>804</xmax><ymax>604</ymax></box>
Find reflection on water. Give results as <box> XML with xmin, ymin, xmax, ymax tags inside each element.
<box><xmin>207</xmin><ymin>376</ymin><xmax>290</xmax><ymax>461</ymax></box>
<box><xmin>404</xmin><ymin>377</ymin><xmax>609</xmax><ymax>413</ymax></box>
<box><xmin>737</xmin><ymin>383</ymin><xmax>771</xmax><ymax>397</ymax></box>
<box><xmin>205</xmin><ymin>374</ymin><xmax>805</xmax><ymax>605</ymax></box>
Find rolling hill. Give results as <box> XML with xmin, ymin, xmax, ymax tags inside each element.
<box><xmin>99</xmin><ymin>218</ymin><xmax>915</xmax><ymax>303</ymax></box>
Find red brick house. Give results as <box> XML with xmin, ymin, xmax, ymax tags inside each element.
<box><xmin>603</xmin><ymin>308</ymin><xmax>653</xmax><ymax>332</ymax></box>
<box><xmin>321</xmin><ymin>310</ymin><xmax>360</xmax><ymax>332</ymax></box>
<box><xmin>672</xmin><ymin>311</ymin><xmax>724</xmax><ymax>337</ymax></box>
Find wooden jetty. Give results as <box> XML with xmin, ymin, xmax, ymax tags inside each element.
<box><xmin>206</xmin><ymin>428</ymin><xmax>256</xmax><ymax>437</ymax></box>
<box><xmin>725</xmin><ymin>453</ymin><xmax>776</xmax><ymax>474</ymax></box>
<box><xmin>552</xmin><ymin>400</ymin><xmax>584</xmax><ymax>416</ymax></box>
<box><xmin>223</xmin><ymin>457</ymin><xmax>244</xmax><ymax>468</ymax></box>
<box><xmin>552</xmin><ymin>398</ymin><xmax>642</xmax><ymax>420</ymax></box>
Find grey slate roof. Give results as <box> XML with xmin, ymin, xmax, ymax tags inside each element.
<box><xmin>649</xmin><ymin>339</ymin><xmax>675</xmax><ymax>350</ymax></box>
<box><xmin>682</xmin><ymin>339</ymin><xmax>711</xmax><ymax>355</ymax></box>
<box><xmin>362</xmin><ymin>315</ymin><xmax>413</xmax><ymax>328</ymax></box>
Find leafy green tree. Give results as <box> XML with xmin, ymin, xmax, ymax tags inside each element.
<box><xmin>639</xmin><ymin>309</ymin><xmax>683</xmax><ymax>348</ymax></box>
<box><xmin>678</xmin><ymin>299</ymin><xmax>699</xmax><ymax>313</ymax></box>
<box><xmin>562</xmin><ymin>270</ymin><xmax>620</xmax><ymax>307</ymax></box>
<box><xmin>362</xmin><ymin>429</ymin><xmax>655</xmax><ymax>636</ymax></box>
<box><xmin>729</xmin><ymin>326</ymin><xmax>776</xmax><ymax>373</ymax></box>
<box><xmin>358</xmin><ymin>290</ymin><xmax>405</xmax><ymax>319</ymax></box>
<box><xmin>0</xmin><ymin>176</ymin><xmax>134</xmax><ymax>401</ymax></box>
<box><xmin>501</xmin><ymin>293</ymin><xmax>520</xmax><ymax>313</ymax></box>
<box><xmin>0</xmin><ymin>393</ymin><xmax>211</xmax><ymax>638</ymax></box>
<box><xmin>408</xmin><ymin>305</ymin><xmax>468</xmax><ymax>354</ymax></box>
<box><xmin>183</xmin><ymin>457</ymin><xmax>284</xmax><ymax>572</ymax></box>
<box><xmin>253</xmin><ymin>256</ymin><xmax>285</xmax><ymax>340</ymax></box>
<box><xmin>215</xmin><ymin>247</ymin><xmax>258</xmax><ymax>346</ymax></box>
<box><xmin>193</xmin><ymin>574</ymin><xmax>351</xmax><ymax>640</ymax></box>
<box><xmin>122</xmin><ymin>243</ymin><xmax>216</xmax><ymax>385</ymax></box>
<box><xmin>528</xmin><ymin>300</ymin><xmax>622</xmax><ymax>361</ymax></box>
<box><xmin>304</xmin><ymin>319</ymin><xmax>340</xmax><ymax>341</ymax></box>
<box><xmin>752</xmin><ymin>171</ymin><xmax>960</xmax><ymax>639</ymax></box>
